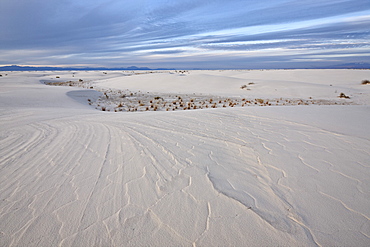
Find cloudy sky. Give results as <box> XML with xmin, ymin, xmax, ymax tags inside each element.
<box><xmin>1</xmin><ymin>0</ymin><xmax>369</xmax><ymax>69</ymax></box>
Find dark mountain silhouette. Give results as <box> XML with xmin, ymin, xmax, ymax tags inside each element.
<box><xmin>0</xmin><ymin>65</ymin><xmax>176</xmax><ymax>71</ymax></box>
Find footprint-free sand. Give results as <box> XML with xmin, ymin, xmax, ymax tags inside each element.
<box><xmin>1</xmin><ymin>69</ymin><xmax>369</xmax><ymax>246</ymax></box>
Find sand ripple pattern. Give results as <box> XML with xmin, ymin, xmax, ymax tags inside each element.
<box><xmin>1</xmin><ymin>109</ymin><xmax>369</xmax><ymax>246</ymax></box>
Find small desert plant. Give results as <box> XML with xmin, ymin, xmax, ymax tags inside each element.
<box><xmin>361</xmin><ymin>79</ymin><xmax>370</xmax><ymax>85</ymax></box>
<box><xmin>339</xmin><ymin>93</ymin><xmax>350</xmax><ymax>99</ymax></box>
<box><xmin>256</xmin><ymin>98</ymin><xmax>264</xmax><ymax>104</ymax></box>
<box><xmin>79</xmin><ymin>79</ymin><xmax>83</xmax><ymax>82</ymax></box>
<box><xmin>240</xmin><ymin>85</ymin><xmax>247</xmax><ymax>89</ymax></box>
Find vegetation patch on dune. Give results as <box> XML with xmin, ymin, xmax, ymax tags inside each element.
<box><xmin>45</xmin><ymin>79</ymin><xmax>356</xmax><ymax>112</ymax></box>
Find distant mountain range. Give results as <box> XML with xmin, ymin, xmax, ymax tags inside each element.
<box><xmin>0</xmin><ymin>65</ymin><xmax>175</xmax><ymax>71</ymax></box>
<box><xmin>0</xmin><ymin>63</ymin><xmax>369</xmax><ymax>71</ymax></box>
<box><xmin>319</xmin><ymin>62</ymin><xmax>370</xmax><ymax>69</ymax></box>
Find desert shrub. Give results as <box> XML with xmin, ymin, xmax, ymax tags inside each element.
<box><xmin>79</xmin><ymin>79</ymin><xmax>83</xmax><ymax>82</ymax></box>
<box><xmin>339</xmin><ymin>93</ymin><xmax>350</xmax><ymax>99</ymax></box>
<box><xmin>240</xmin><ymin>85</ymin><xmax>247</xmax><ymax>89</ymax></box>
<box><xmin>361</xmin><ymin>79</ymin><xmax>370</xmax><ymax>85</ymax></box>
<box><xmin>256</xmin><ymin>98</ymin><xmax>264</xmax><ymax>104</ymax></box>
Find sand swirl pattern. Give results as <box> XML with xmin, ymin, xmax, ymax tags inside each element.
<box><xmin>1</xmin><ymin>70</ymin><xmax>370</xmax><ymax>246</ymax></box>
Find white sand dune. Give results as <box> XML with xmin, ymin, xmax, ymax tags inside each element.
<box><xmin>0</xmin><ymin>70</ymin><xmax>369</xmax><ymax>246</ymax></box>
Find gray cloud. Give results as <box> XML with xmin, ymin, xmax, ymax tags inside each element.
<box><xmin>0</xmin><ymin>0</ymin><xmax>369</xmax><ymax>68</ymax></box>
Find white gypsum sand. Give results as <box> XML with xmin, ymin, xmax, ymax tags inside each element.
<box><xmin>0</xmin><ymin>69</ymin><xmax>369</xmax><ymax>246</ymax></box>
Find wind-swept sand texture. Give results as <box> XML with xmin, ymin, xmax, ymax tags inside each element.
<box><xmin>1</xmin><ymin>70</ymin><xmax>370</xmax><ymax>246</ymax></box>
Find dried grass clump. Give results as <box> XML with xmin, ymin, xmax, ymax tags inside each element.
<box><xmin>361</xmin><ymin>79</ymin><xmax>370</xmax><ymax>85</ymax></box>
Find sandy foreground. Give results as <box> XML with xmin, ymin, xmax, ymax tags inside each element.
<box><xmin>0</xmin><ymin>69</ymin><xmax>369</xmax><ymax>246</ymax></box>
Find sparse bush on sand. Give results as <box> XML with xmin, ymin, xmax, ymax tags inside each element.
<box><xmin>339</xmin><ymin>93</ymin><xmax>350</xmax><ymax>99</ymax></box>
<box><xmin>44</xmin><ymin>78</ymin><xmax>356</xmax><ymax>113</ymax></box>
<box><xmin>361</xmin><ymin>79</ymin><xmax>370</xmax><ymax>85</ymax></box>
